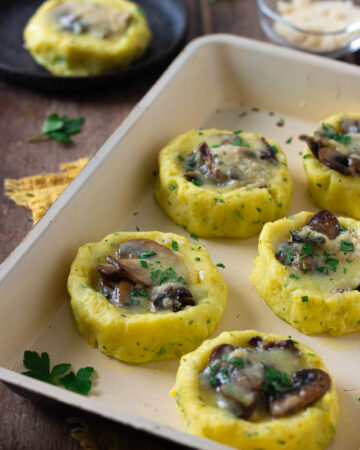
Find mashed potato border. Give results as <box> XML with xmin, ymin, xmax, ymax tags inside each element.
<box><xmin>251</xmin><ymin>211</ymin><xmax>360</xmax><ymax>335</ymax></box>
<box><xmin>303</xmin><ymin>113</ymin><xmax>360</xmax><ymax>219</ymax></box>
<box><xmin>170</xmin><ymin>330</ymin><xmax>338</xmax><ymax>450</ymax></box>
<box><xmin>67</xmin><ymin>231</ymin><xmax>227</xmax><ymax>363</ymax></box>
<box><xmin>154</xmin><ymin>129</ymin><xmax>293</xmax><ymax>238</ymax></box>
<box><xmin>23</xmin><ymin>0</ymin><xmax>152</xmax><ymax>76</ymax></box>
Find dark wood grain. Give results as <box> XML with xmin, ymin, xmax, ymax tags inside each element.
<box><xmin>0</xmin><ymin>1</ymin><xmax>357</xmax><ymax>449</ymax></box>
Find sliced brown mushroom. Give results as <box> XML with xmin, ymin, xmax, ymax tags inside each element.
<box><xmin>184</xmin><ymin>171</ymin><xmax>202</xmax><ymax>183</ymax></box>
<box><xmin>318</xmin><ymin>146</ymin><xmax>352</xmax><ymax>175</ymax></box>
<box><xmin>299</xmin><ymin>134</ymin><xmax>320</xmax><ymax>158</ymax></box>
<box><xmin>107</xmin><ymin>257</ymin><xmax>153</xmax><ymax>286</ymax></box>
<box><xmin>258</xmin><ymin>137</ymin><xmax>277</xmax><ymax>161</ymax></box>
<box><xmin>307</xmin><ymin>210</ymin><xmax>340</xmax><ymax>240</ymax></box>
<box><xmin>117</xmin><ymin>239</ymin><xmax>177</xmax><ymax>262</ymax></box>
<box><xmin>97</xmin><ymin>263</ymin><xmax>125</xmax><ymax>287</ymax></box>
<box><xmin>291</xmin><ymin>227</ymin><xmax>326</xmax><ymax>245</ymax></box>
<box><xmin>113</xmin><ymin>280</ymin><xmax>133</xmax><ymax>305</ymax></box>
<box><xmin>151</xmin><ymin>285</ymin><xmax>194</xmax><ymax>312</ymax></box>
<box><xmin>248</xmin><ymin>336</ymin><xmax>298</xmax><ymax>353</ymax></box>
<box><xmin>209</xmin><ymin>344</ymin><xmax>235</xmax><ymax>363</ymax></box>
<box><xmin>220</xmin><ymin>367</ymin><xmax>260</xmax><ymax>419</ymax></box>
<box><xmin>276</xmin><ymin>241</ymin><xmax>316</xmax><ymax>272</ymax></box>
<box><xmin>199</xmin><ymin>141</ymin><xmax>214</xmax><ymax>172</ymax></box>
<box><xmin>269</xmin><ymin>369</ymin><xmax>331</xmax><ymax>418</ymax></box>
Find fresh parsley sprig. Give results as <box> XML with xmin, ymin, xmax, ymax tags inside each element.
<box><xmin>29</xmin><ymin>113</ymin><xmax>84</xmax><ymax>144</ymax></box>
<box><xmin>22</xmin><ymin>351</ymin><xmax>94</xmax><ymax>395</ymax></box>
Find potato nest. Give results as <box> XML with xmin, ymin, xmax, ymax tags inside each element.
<box><xmin>24</xmin><ymin>0</ymin><xmax>152</xmax><ymax>76</ymax></box>
<box><xmin>154</xmin><ymin>129</ymin><xmax>292</xmax><ymax>238</ymax></box>
<box><xmin>67</xmin><ymin>231</ymin><xmax>227</xmax><ymax>363</ymax></box>
<box><xmin>303</xmin><ymin>113</ymin><xmax>360</xmax><ymax>219</ymax></box>
<box><xmin>170</xmin><ymin>330</ymin><xmax>338</xmax><ymax>450</ymax></box>
<box><xmin>251</xmin><ymin>211</ymin><xmax>360</xmax><ymax>335</ymax></box>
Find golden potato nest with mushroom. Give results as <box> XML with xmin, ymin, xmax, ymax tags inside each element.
<box><xmin>171</xmin><ymin>330</ymin><xmax>338</xmax><ymax>450</ymax></box>
<box><xmin>67</xmin><ymin>231</ymin><xmax>227</xmax><ymax>363</ymax></box>
<box><xmin>252</xmin><ymin>210</ymin><xmax>360</xmax><ymax>335</ymax></box>
<box><xmin>154</xmin><ymin>129</ymin><xmax>292</xmax><ymax>238</ymax></box>
<box><xmin>302</xmin><ymin>113</ymin><xmax>360</xmax><ymax>219</ymax></box>
<box><xmin>24</xmin><ymin>0</ymin><xmax>152</xmax><ymax>76</ymax></box>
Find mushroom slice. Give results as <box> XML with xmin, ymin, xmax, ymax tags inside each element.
<box><xmin>220</xmin><ymin>367</ymin><xmax>260</xmax><ymax>419</ymax></box>
<box><xmin>112</xmin><ymin>280</ymin><xmax>133</xmax><ymax>306</ymax></box>
<box><xmin>151</xmin><ymin>284</ymin><xmax>194</xmax><ymax>312</ymax></box>
<box><xmin>184</xmin><ymin>171</ymin><xmax>202</xmax><ymax>184</ymax></box>
<box><xmin>199</xmin><ymin>141</ymin><xmax>214</xmax><ymax>172</ymax></box>
<box><xmin>258</xmin><ymin>137</ymin><xmax>277</xmax><ymax>161</ymax></box>
<box><xmin>209</xmin><ymin>344</ymin><xmax>235</xmax><ymax>364</ymax></box>
<box><xmin>107</xmin><ymin>256</ymin><xmax>153</xmax><ymax>286</ymax></box>
<box><xmin>117</xmin><ymin>239</ymin><xmax>175</xmax><ymax>261</ymax></box>
<box><xmin>97</xmin><ymin>263</ymin><xmax>125</xmax><ymax>285</ymax></box>
<box><xmin>307</xmin><ymin>210</ymin><xmax>340</xmax><ymax>240</ymax></box>
<box><xmin>276</xmin><ymin>241</ymin><xmax>316</xmax><ymax>273</ymax></box>
<box><xmin>269</xmin><ymin>369</ymin><xmax>331</xmax><ymax>418</ymax></box>
<box><xmin>299</xmin><ymin>134</ymin><xmax>321</xmax><ymax>158</ymax></box>
<box><xmin>291</xmin><ymin>227</ymin><xmax>326</xmax><ymax>245</ymax></box>
<box><xmin>318</xmin><ymin>146</ymin><xmax>351</xmax><ymax>175</ymax></box>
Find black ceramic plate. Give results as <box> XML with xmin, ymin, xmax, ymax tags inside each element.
<box><xmin>0</xmin><ymin>0</ymin><xmax>187</xmax><ymax>90</ymax></box>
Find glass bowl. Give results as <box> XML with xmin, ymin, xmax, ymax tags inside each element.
<box><xmin>257</xmin><ymin>0</ymin><xmax>360</xmax><ymax>58</ymax></box>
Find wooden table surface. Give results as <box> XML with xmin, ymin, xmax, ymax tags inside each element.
<box><xmin>0</xmin><ymin>1</ymin><xmax>359</xmax><ymax>449</ymax></box>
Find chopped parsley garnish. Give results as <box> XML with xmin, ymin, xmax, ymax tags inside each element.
<box><xmin>139</xmin><ymin>250</ymin><xmax>156</xmax><ymax>258</ymax></box>
<box><xmin>211</xmin><ymin>144</ymin><xmax>220</xmax><ymax>148</ymax></box>
<box><xmin>284</xmin><ymin>248</ymin><xmax>295</xmax><ymax>265</ymax></box>
<box><xmin>177</xmin><ymin>154</ymin><xmax>184</xmax><ymax>161</ymax></box>
<box><xmin>171</xmin><ymin>240</ymin><xmax>179</xmax><ymax>251</ymax></box>
<box><xmin>285</xmin><ymin>137</ymin><xmax>292</xmax><ymax>144</ymax></box>
<box><xmin>22</xmin><ymin>351</ymin><xmax>94</xmax><ymax>395</ymax></box>
<box><xmin>215</xmin><ymin>198</ymin><xmax>225</xmax><ymax>203</ymax></box>
<box><xmin>169</xmin><ymin>184</ymin><xmax>176</xmax><ymax>191</ymax></box>
<box><xmin>321</xmin><ymin>123</ymin><xmax>351</xmax><ymax>145</ymax></box>
<box><xmin>130</xmin><ymin>288</ymin><xmax>150</xmax><ymax>298</ymax></box>
<box><xmin>316</xmin><ymin>266</ymin><xmax>328</xmax><ymax>274</ymax></box>
<box><xmin>289</xmin><ymin>274</ymin><xmax>299</xmax><ymax>279</ymax></box>
<box><xmin>339</xmin><ymin>225</ymin><xmax>347</xmax><ymax>232</ymax></box>
<box><xmin>247</xmin><ymin>150</ymin><xmax>256</xmax><ymax>157</ymax></box>
<box><xmin>190</xmin><ymin>233</ymin><xmax>198</xmax><ymax>240</ymax></box>
<box><xmin>216</xmin><ymin>263</ymin><xmax>225</xmax><ymax>268</ymax></box>
<box><xmin>300</xmin><ymin>242</ymin><xmax>313</xmax><ymax>259</ymax></box>
<box><xmin>151</xmin><ymin>267</ymin><xmax>182</xmax><ymax>285</ymax></box>
<box><xmin>303</xmin><ymin>154</ymin><xmax>311</xmax><ymax>159</ymax></box>
<box><xmin>270</xmin><ymin>145</ymin><xmax>278</xmax><ymax>154</ymax></box>
<box><xmin>140</xmin><ymin>260</ymin><xmax>148</xmax><ymax>268</ymax></box>
<box><xmin>234</xmin><ymin>137</ymin><xmax>243</xmax><ymax>146</ymax></box>
<box><xmin>324</xmin><ymin>253</ymin><xmax>339</xmax><ymax>272</ymax></box>
<box><xmin>191</xmin><ymin>179</ymin><xmax>203</xmax><ymax>186</ymax></box>
<box><xmin>262</xmin><ymin>364</ymin><xmax>292</xmax><ymax>393</ymax></box>
<box><xmin>341</xmin><ymin>240</ymin><xmax>354</xmax><ymax>252</ymax></box>
<box><xmin>195</xmin><ymin>257</ymin><xmax>201</xmax><ymax>261</ymax></box>
<box><xmin>301</xmin><ymin>296</ymin><xmax>309</xmax><ymax>302</ymax></box>
<box><xmin>228</xmin><ymin>357</ymin><xmax>245</xmax><ymax>368</ymax></box>
<box><xmin>29</xmin><ymin>113</ymin><xmax>84</xmax><ymax>144</ymax></box>
<box><xmin>278</xmin><ymin>118</ymin><xmax>285</xmax><ymax>125</ymax></box>
<box><xmin>234</xmin><ymin>130</ymin><xmax>242</xmax><ymax>134</ymax></box>
<box><xmin>26</xmin><ymin>193</ymin><xmax>35</xmax><ymax>197</ymax></box>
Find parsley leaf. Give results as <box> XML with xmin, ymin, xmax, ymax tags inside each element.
<box><xmin>22</xmin><ymin>351</ymin><xmax>94</xmax><ymax>395</ymax></box>
<box><xmin>60</xmin><ymin>367</ymin><xmax>94</xmax><ymax>395</ymax></box>
<box><xmin>341</xmin><ymin>240</ymin><xmax>354</xmax><ymax>252</ymax></box>
<box><xmin>262</xmin><ymin>364</ymin><xmax>292</xmax><ymax>393</ymax></box>
<box><xmin>321</xmin><ymin>123</ymin><xmax>351</xmax><ymax>145</ymax></box>
<box><xmin>171</xmin><ymin>240</ymin><xmax>179</xmax><ymax>251</ymax></box>
<box><xmin>284</xmin><ymin>248</ymin><xmax>295</xmax><ymax>265</ymax></box>
<box><xmin>29</xmin><ymin>114</ymin><xmax>84</xmax><ymax>144</ymax></box>
<box><xmin>139</xmin><ymin>250</ymin><xmax>156</xmax><ymax>258</ymax></box>
<box><xmin>300</xmin><ymin>243</ymin><xmax>313</xmax><ymax>259</ymax></box>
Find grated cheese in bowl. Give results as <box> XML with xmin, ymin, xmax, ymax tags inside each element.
<box><xmin>274</xmin><ymin>0</ymin><xmax>360</xmax><ymax>51</ymax></box>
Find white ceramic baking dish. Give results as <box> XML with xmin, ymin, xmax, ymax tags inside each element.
<box><xmin>0</xmin><ymin>35</ymin><xmax>359</xmax><ymax>450</ymax></box>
